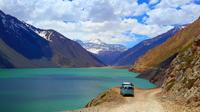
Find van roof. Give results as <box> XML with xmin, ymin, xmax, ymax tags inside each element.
<box><xmin>123</xmin><ymin>85</ymin><xmax>133</xmax><ymax>87</ymax></box>
<box><xmin>122</xmin><ymin>82</ymin><xmax>133</xmax><ymax>85</ymax></box>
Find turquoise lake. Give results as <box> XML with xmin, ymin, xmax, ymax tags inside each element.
<box><xmin>0</xmin><ymin>68</ymin><xmax>156</xmax><ymax>112</ymax></box>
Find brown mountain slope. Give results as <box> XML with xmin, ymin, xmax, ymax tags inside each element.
<box><xmin>132</xmin><ymin>17</ymin><xmax>200</xmax><ymax>72</ymax></box>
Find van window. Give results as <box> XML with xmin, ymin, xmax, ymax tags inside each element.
<box><xmin>128</xmin><ymin>87</ymin><xmax>133</xmax><ymax>89</ymax></box>
<box><xmin>123</xmin><ymin>86</ymin><xmax>133</xmax><ymax>89</ymax></box>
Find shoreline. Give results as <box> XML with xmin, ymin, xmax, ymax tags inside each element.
<box><xmin>88</xmin><ymin>66</ymin><xmax>129</xmax><ymax>69</ymax></box>
<box><xmin>0</xmin><ymin>66</ymin><xmax>129</xmax><ymax>70</ymax></box>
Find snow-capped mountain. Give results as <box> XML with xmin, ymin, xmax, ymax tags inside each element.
<box><xmin>76</xmin><ymin>39</ymin><xmax>127</xmax><ymax>65</ymax></box>
<box><xmin>76</xmin><ymin>39</ymin><xmax>127</xmax><ymax>54</ymax></box>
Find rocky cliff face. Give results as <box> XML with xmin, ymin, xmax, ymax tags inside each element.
<box><xmin>162</xmin><ymin>35</ymin><xmax>200</xmax><ymax>107</ymax></box>
<box><xmin>136</xmin><ymin>54</ymin><xmax>177</xmax><ymax>86</ymax></box>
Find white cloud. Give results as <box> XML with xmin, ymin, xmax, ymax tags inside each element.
<box><xmin>0</xmin><ymin>0</ymin><xmax>85</xmax><ymax>21</ymax></box>
<box><xmin>87</xmin><ymin>1</ymin><xmax>118</xmax><ymax>22</ymax></box>
<box><xmin>156</xmin><ymin>0</ymin><xmax>194</xmax><ymax>8</ymax></box>
<box><xmin>0</xmin><ymin>0</ymin><xmax>200</xmax><ymax>47</ymax></box>
<box><xmin>109</xmin><ymin>0</ymin><xmax>149</xmax><ymax>17</ymax></box>
<box><xmin>123</xmin><ymin>19</ymin><xmax>172</xmax><ymax>37</ymax></box>
<box><xmin>146</xmin><ymin>3</ymin><xmax>200</xmax><ymax>25</ymax></box>
<box><xmin>133</xmin><ymin>3</ymin><xmax>149</xmax><ymax>16</ymax></box>
<box><xmin>149</xmin><ymin>0</ymin><xmax>160</xmax><ymax>5</ymax></box>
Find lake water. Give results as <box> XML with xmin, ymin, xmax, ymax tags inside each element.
<box><xmin>0</xmin><ymin>68</ymin><xmax>156</xmax><ymax>112</ymax></box>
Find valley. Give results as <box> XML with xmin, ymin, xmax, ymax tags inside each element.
<box><xmin>0</xmin><ymin>1</ymin><xmax>200</xmax><ymax>112</ymax></box>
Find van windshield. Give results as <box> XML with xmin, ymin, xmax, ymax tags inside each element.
<box><xmin>123</xmin><ymin>86</ymin><xmax>133</xmax><ymax>89</ymax></box>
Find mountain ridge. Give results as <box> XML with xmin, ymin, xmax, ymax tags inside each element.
<box><xmin>112</xmin><ymin>26</ymin><xmax>181</xmax><ymax>66</ymax></box>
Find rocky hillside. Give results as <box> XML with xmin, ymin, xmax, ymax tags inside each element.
<box><xmin>162</xmin><ymin>35</ymin><xmax>200</xmax><ymax>107</ymax></box>
<box><xmin>132</xmin><ymin>17</ymin><xmax>200</xmax><ymax>72</ymax></box>
<box><xmin>113</xmin><ymin>27</ymin><xmax>180</xmax><ymax>66</ymax></box>
<box><xmin>85</xmin><ymin>87</ymin><xmax>125</xmax><ymax>107</ymax></box>
<box><xmin>136</xmin><ymin>54</ymin><xmax>177</xmax><ymax>86</ymax></box>
<box><xmin>0</xmin><ymin>10</ymin><xmax>103</xmax><ymax>68</ymax></box>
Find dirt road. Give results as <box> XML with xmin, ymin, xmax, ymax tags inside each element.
<box><xmin>108</xmin><ymin>88</ymin><xmax>164</xmax><ymax>112</ymax></box>
<box><xmin>66</xmin><ymin>88</ymin><xmax>166</xmax><ymax>112</ymax></box>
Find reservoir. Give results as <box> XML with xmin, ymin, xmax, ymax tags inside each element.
<box><xmin>0</xmin><ymin>68</ymin><xmax>156</xmax><ymax>112</ymax></box>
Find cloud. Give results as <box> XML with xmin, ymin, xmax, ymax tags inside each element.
<box><xmin>0</xmin><ymin>0</ymin><xmax>200</xmax><ymax>47</ymax></box>
<box><xmin>157</xmin><ymin>0</ymin><xmax>194</xmax><ymax>8</ymax></box>
<box><xmin>123</xmin><ymin>19</ymin><xmax>172</xmax><ymax>37</ymax></box>
<box><xmin>149</xmin><ymin>0</ymin><xmax>160</xmax><ymax>5</ymax></box>
<box><xmin>146</xmin><ymin>3</ymin><xmax>200</xmax><ymax>25</ymax></box>
<box><xmin>88</xmin><ymin>1</ymin><xmax>118</xmax><ymax>22</ymax></box>
<box><xmin>109</xmin><ymin>0</ymin><xmax>149</xmax><ymax>17</ymax></box>
<box><xmin>29</xmin><ymin>20</ymin><xmax>135</xmax><ymax>44</ymax></box>
<box><xmin>0</xmin><ymin>0</ymin><xmax>85</xmax><ymax>21</ymax></box>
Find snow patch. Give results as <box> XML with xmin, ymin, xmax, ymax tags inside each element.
<box><xmin>37</xmin><ymin>31</ymin><xmax>52</xmax><ymax>42</ymax></box>
<box><xmin>88</xmin><ymin>39</ymin><xmax>104</xmax><ymax>44</ymax></box>
<box><xmin>87</xmin><ymin>48</ymin><xmax>103</xmax><ymax>54</ymax></box>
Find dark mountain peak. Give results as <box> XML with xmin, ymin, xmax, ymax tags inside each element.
<box><xmin>0</xmin><ymin>11</ymin><xmax>52</xmax><ymax>59</ymax></box>
<box><xmin>0</xmin><ymin>10</ymin><xmax>5</xmax><ymax>16</ymax></box>
<box><xmin>136</xmin><ymin>26</ymin><xmax>182</xmax><ymax>48</ymax></box>
<box><xmin>75</xmin><ymin>39</ymin><xmax>84</xmax><ymax>44</ymax></box>
<box><xmin>113</xmin><ymin>27</ymin><xmax>181</xmax><ymax>66</ymax></box>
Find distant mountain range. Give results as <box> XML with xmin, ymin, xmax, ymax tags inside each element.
<box><xmin>76</xmin><ymin>39</ymin><xmax>127</xmax><ymax>65</ymax></box>
<box><xmin>0</xmin><ymin>10</ymin><xmax>104</xmax><ymax>68</ymax></box>
<box><xmin>76</xmin><ymin>39</ymin><xmax>127</xmax><ymax>54</ymax></box>
<box><xmin>76</xmin><ymin>26</ymin><xmax>182</xmax><ymax>66</ymax></box>
<box><xmin>112</xmin><ymin>26</ymin><xmax>182</xmax><ymax>66</ymax></box>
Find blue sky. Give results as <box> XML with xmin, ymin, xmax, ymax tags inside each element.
<box><xmin>0</xmin><ymin>0</ymin><xmax>200</xmax><ymax>48</ymax></box>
